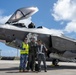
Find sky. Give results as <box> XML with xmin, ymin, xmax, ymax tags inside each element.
<box><xmin>0</xmin><ymin>0</ymin><xmax>76</xmax><ymax>57</ymax></box>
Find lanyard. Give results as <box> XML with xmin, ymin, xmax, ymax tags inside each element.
<box><xmin>38</xmin><ymin>45</ymin><xmax>43</xmax><ymax>52</ymax></box>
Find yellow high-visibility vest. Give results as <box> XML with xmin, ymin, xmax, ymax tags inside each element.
<box><xmin>20</xmin><ymin>42</ymin><xmax>29</xmax><ymax>54</ymax></box>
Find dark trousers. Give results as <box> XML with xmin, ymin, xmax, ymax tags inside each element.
<box><xmin>27</xmin><ymin>53</ymin><xmax>35</xmax><ymax>71</ymax></box>
<box><xmin>37</xmin><ymin>53</ymin><xmax>47</xmax><ymax>71</ymax></box>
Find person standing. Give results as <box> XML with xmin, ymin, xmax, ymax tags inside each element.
<box><xmin>19</xmin><ymin>38</ymin><xmax>29</xmax><ymax>72</ymax></box>
<box><xmin>37</xmin><ymin>40</ymin><xmax>47</xmax><ymax>72</ymax></box>
<box><xmin>27</xmin><ymin>37</ymin><xmax>37</xmax><ymax>71</ymax></box>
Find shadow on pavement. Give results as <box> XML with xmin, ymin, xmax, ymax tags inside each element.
<box><xmin>0</xmin><ymin>64</ymin><xmax>76</xmax><ymax>73</ymax></box>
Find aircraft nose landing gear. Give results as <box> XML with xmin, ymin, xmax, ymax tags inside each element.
<box><xmin>52</xmin><ymin>59</ymin><xmax>59</xmax><ymax>66</ymax></box>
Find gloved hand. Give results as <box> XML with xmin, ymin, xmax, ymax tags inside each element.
<box><xmin>22</xmin><ymin>48</ymin><xmax>26</xmax><ymax>50</ymax></box>
<box><xmin>20</xmin><ymin>47</ymin><xmax>26</xmax><ymax>50</ymax></box>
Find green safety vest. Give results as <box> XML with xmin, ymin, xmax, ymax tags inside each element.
<box><xmin>20</xmin><ymin>42</ymin><xmax>29</xmax><ymax>54</ymax></box>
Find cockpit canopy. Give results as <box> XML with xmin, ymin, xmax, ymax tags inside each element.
<box><xmin>6</xmin><ymin>7</ymin><xmax>38</xmax><ymax>24</ymax></box>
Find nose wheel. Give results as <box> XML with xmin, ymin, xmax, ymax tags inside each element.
<box><xmin>52</xmin><ymin>59</ymin><xmax>59</xmax><ymax>66</ymax></box>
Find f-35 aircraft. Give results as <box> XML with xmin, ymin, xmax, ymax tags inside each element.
<box><xmin>0</xmin><ymin>7</ymin><xmax>76</xmax><ymax>66</ymax></box>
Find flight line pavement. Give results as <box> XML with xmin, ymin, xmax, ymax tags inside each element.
<box><xmin>0</xmin><ymin>60</ymin><xmax>76</xmax><ymax>75</ymax></box>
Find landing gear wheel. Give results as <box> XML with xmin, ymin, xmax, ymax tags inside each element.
<box><xmin>52</xmin><ymin>59</ymin><xmax>59</xmax><ymax>66</ymax></box>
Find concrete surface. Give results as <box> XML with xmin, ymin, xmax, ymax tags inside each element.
<box><xmin>0</xmin><ymin>60</ymin><xmax>76</xmax><ymax>75</ymax></box>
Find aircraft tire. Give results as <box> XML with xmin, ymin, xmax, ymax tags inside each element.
<box><xmin>52</xmin><ymin>59</ymin><xmax>59</xmax><ymax>66</ymax></box>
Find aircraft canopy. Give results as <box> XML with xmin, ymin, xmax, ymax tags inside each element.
<box><xmin>6</xmin><ymin>7</ymin><xmax>38</xmax><ymax>24</ymax></box>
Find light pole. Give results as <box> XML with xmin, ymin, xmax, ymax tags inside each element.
<box><xmin>17</xmin><ymin>49</ymin><xmax>18</xmax><ymax>57</ymax></box>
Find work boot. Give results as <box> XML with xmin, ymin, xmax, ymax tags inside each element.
<box><xmin>19</xmin><ymin>69</ymin><xmax>23</xmax><ymax>72</ymax></box>
<box><xmin>23</xmin><ymin>69</ymin><xmax>29</xmax><ymax>72</ymax></box>
<box><xmin>38</xmin><ymin>69</ymin><xmax>41</xmax><ymax>72</ymax></box>
<box><xmin>19</xmin><ymin>68</ymin><xmax>23</xmax><ymax>72</ymax></box>
<box><xmin>44</xmin><ymin>70</ymin><xmax>47</xmax><ymax>72</ymax></box>
<box><xmin>44</xmin><ymin>69</ymin><xmax>47</xmax><ymax>72</ymax></box>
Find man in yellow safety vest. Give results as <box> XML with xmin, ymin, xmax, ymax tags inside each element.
<box><xmin>19</xmin><ymin>38</ymin><xmax>29</xmax><ymax>72</ymax></box>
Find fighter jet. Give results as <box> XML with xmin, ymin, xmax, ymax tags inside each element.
<box><xmin>0</xmin><ymin>7</ymin><xmax>76</xmax><ymax>66</ymax></box>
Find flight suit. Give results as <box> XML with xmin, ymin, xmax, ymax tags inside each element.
<box><xmin>27</xmin><ymin>41</ymin><xmax>37</xmax><ymax>71</ymax></box>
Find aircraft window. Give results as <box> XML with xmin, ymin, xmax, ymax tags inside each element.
<box><xmin>15</xmin><ymin>11</ymin><xmax>23</xmax><ymax>19</ymax></box>
<box><xmin>11</xmin><ymin>11</ymin><xmax>23</xmax><ymax>21</ymax></box>
<box><xmin>7</xmin><ymin>10</ymin><xmax>23</xmax><ymax>24</ymax></box>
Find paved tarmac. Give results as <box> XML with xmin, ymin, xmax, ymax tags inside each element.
<box><xmin>0</xmin><ymin>60</ymin><xmax>76</xmax><ymax>75</ymax></box>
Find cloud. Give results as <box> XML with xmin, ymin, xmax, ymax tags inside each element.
<box><xmin>0</xmin><ymin>15</ymin><xmax>11</xmax><ymax>24</ymax></box>
<box><xmin>52</xmin><ymin>0</ymin><xmax>76</xmax><ymax>21</ymax></box>
<box><xmin>0</xmin><ymin>9</ymin><xmax>10</xmax><ymax>24</ymax></box>
<box><xmin>52</xmin><ymin>0</ymin><xmax>76</xmax><ymax>33</ymax></box>
<box><xmin>65</xmin><ymin>21</ymin><xmax>76</xmax><ymax>33</ymax></box>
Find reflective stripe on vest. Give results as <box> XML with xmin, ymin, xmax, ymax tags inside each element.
<box><xmin>20</xmin><ymin>42</ymin><xmax>29</xmax><ymax>54</ymax></box>
<box><xmin>38</xmin><ymin>45</ymin><xmax>43</xmax><ymax>54</ymax></box>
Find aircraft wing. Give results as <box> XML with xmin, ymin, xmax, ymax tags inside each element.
<box><xmin>6</xmin><ymin>7</ymin><xmax>38</xmax><ymax>24</ymax></box>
